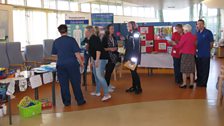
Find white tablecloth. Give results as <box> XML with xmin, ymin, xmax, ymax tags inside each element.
<box><xmin>139</xmin><ymin>53</ymin><xmax>174</xmax><ymax>69</ymax></box>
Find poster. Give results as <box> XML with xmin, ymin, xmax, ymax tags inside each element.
<box><xmin>65</xmin><ymin>20</ymin><xmax>89</xmax><ymax>46</ymax></box>
<box><xmin>91</xmin><ymin>13</ymin><xmax>114</xmax><ymax>27</ymax></box>
<box><xmin>30</xmin><ymin>75</ymin><xmax>42</xmax><ymax>89</ymax></box>
<box><xmin>140</xmin><ymin>27</ymin><xmax>149</xmax><ymax>34</ymax></box>
<box><xmin>154</xmin><ymin>26</ymin><xmax>173</xmax><ymax>40</ymax></box>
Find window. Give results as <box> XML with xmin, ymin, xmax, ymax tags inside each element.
<box><xmin>206</xmin><ymin>17</ymin><xmax>217</xmax><ymax>35</ymax></box>
<box><xmin>91</xmin><ymin>4</ymin><xmax>100</xmax><ymax>13</ymax></box>
<box><xmin>13</xmin><ymin>9</ymin><xmax>27</xmax><ymax>48</ymax></box>
<box><xmin>124</xmin><ymin>7</ymin><xmax>131</xmax><ymax>16</ymax></box>
<box><xmin>7</xmin><ymin>0</ymin><xmax>24</xmax><ymax>6</ymax></box>
<box><xmin>57</xmin><ymin>0</ymin><xmax>69</xmax><ymax>10</ymax></box>
<box><xmin>202</xmin><ymin>3</ymin><xmax>208</xmax><ymax>16</ymax></box>
<box><xmin>0</xmin><ymin>0</ymin><xmax>5</xmax><ymax>4</ymax></box>
<box><xmin>81</xmin><ymin>3</ymin><xmax>90</xmax><ymax>12</ymax></box>
<box><xmin>100</xmin><ymin>4</ymin><xmax>108</xmax><ymax>13</ymax></box>
<box><xmin>116</xmin><ymin>6</ymin><xmax>123</xmax><ymax>15</ymax></box>
<box><xmin>132</xmin><ymin>7</ymin><xmax>138</xmax><ymax>17</ymax></box>
<box><xmin>138</xmin><ymin>7</ymin><xmax>145</xmax><ymax>17</ymax></box>
<box><xmin>109</xmin><ymin>5</ymin><xmax>116</xmax><ymax>15</ymax></box>
<box><xmin>47</xmin><ymin>12</ymin><xmax>58</xmax><ymax>39</ymax></box>
<box><xmin>163</xmin><ymin>7</ymin><xmax>190</xmax><ymax>22</ymax></box>
<box><xmin>193</xmin><ymin>4</ymin><xmax>199</xmax><ymax>21</ymax></box>
<box><xmin>26</xmin><ymin>10</ymin><xmax>47</xmax><ymax>45</ymax></box>
<box><xmin>43</xmin><ymin>0</ymin><xmax>56</xmax><ymax>9</ymax></box>
<box><xmin>56</xmin><ymin>13</ymin><xmax>65</xmax><ymax>37</ymax></box>
<box><xmin>26</xmin><ymin>0</ymin><xmax>42</xmax><ymax>8</ymax></box>
<box><xmin>145</xmin><ymin>7</ymin><xmax>155</xmax><ymax>18</ymax></box>
<box><xmin>70</xmin><ymin>1</ymin><xmax>78</xmax><ymax>11</ymax></box>
<box><xmin>208</xmin><ymin>8</ymin><xmax>218</xmax><ymax>16</ymax></box>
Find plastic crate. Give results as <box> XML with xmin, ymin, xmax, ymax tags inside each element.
<box><xmin>18</xmin><ymin>100</ymin><xmax>42</xmax><ymax>118</ymax></box>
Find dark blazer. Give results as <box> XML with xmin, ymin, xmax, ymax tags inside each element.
<box><xmin>124</xmin><ymin>30</ymin><xmax>141</xmax><ymax>65</ymax></box>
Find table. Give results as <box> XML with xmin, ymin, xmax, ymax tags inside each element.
<box><xmin>139</xmin><ymin>53</ymin><xmax>174</xmax><ymax>75</ymax></box>
<box><xmin>1</xmin><ymin>71</ymin><xmax>57</xmax><ymax>125</ymax></box>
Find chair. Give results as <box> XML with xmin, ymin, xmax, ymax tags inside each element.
<box><xmin>0</xmin><ymin>43</ymin><xmax>10</xmax><ymax>69</ymax></box>
<box><xmin>6</xmin><ymin>42</ymin><xmax>25</xmax><ymax>70</ymax></box>
<box><xmin>217</xmin><ymin>65</ymin><xmax>224</xmax><ymax>107</ymax></box>
<box><xmin>24</xmin><ymin>44</ymin><xmax>45</xmax><ymax>67</ymax></box>
<box><xmin>43</xmin><ymin>39</ymin><xmax>56</xmax><ymax>62</ymax></box>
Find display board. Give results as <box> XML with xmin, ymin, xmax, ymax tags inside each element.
<box><xmin>114</xmin><ymin>21</ymin><xmax>197</xmax><ymax>53</ymax></box>
<box><xmin>65</xmin><ymin>20</ymin><xmax>89</xmax><ymax>46</ymax></box>
<box><xmin>139</xmin><ymin>26</ymin><xmax>154</xmax><ymax>53</ymax></box>
<box><xmin>91</xmin><ymin>13</ymin><xmax>114</xmax><ymax>27</ymax></box>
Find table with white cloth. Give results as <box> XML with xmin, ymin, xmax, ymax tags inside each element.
<box><xmin>139</xmin><ymin>53</ymin><xmax>174</xmax><ymax>75</ymax></box>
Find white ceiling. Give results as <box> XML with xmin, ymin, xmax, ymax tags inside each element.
<box><xmin>122</xmin><ymin>0</ymin><xmax>203</xmax><ymax>9</ymax></box>
<box><xmin>77</xmin><ymin>0</ymin><xmax>204</xmax><ymax>9</ymax></box>
<box><xmin>203</xmin><ymin>0</ymin><xmax>224</xmax><ymax>9</ymax></box>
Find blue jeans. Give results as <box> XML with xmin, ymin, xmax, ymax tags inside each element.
<box><xmin>92</xmin><ymin>59</ymin><xmax>109</xmax><ymax>95</ymax></box>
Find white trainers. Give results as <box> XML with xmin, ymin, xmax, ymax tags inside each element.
<box><xmin>101</xmin><ymin>94</ymin><xmax>112</xmax><ymax>101</ymax></box>
<box><xmin>109</xmin><ymin>84</ymin><xmax>116</xmax><ymax>89</ymax></box>
<box><xmin>90</xmin><ymin>92</ymin><xmax>101</xmax><ymax>97</ymax></box>
<box><xmin>108</xmin><ymin>87</ymin><xmax>114</xmax><ymax>93</ymax></box>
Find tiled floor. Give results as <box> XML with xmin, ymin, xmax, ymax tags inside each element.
<box><xmin>1</xmin><ymin>100</ymin><xmax>224</xmax><ymax>126</ymax></box>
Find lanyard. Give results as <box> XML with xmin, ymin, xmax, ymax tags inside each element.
<box><xmin>109</xmin><ymin>37</ymin><xmax>115</xmax><ymax>47</ymax></box>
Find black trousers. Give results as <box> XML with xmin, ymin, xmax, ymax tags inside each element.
<box><xmin>83</xmin><ymin>51</ymin><xmax>95</xmax><ymax>85</ymax></box>
<box><xmin>196</xmin><ymin>57</ymin><xmax>210</xmax><ymax>87</ymax></box>
<box><xmin>105</xmin><ymin>61</ymin><xmax>116</xmax><ymax>86</ymax></box>
<box><xmin>130</xmin><ymin>67</ymin><xmax>141</xmax><ymax>89</ymax></box>
<box><xmin>173</xmin><ymin>57</ymin><xmax>183</xmax><ymax>84</ymax></box>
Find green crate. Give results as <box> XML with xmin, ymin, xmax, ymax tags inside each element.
<box><xmin>18</xmin><ymin>100</ymin><xmax>42</xmax><ymax>118</ymax></box>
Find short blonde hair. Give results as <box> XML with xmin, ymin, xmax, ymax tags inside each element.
<box><xmin>183</xmin><ymin>24</ymin><xmax>192</xmax><ymax>33</ymax></box>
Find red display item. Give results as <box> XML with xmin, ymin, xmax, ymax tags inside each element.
<box><xmin>146</xmin><ymin>47</ymin><xmax>153</xmax><ymax>53</ymax></box>
<box><xmin>40</xmin><ymin>99</ymin><xmax>52</xmax><ymax>110</ymax></box>
<box><xmin>141</xmin><ymin>41</ymin><xmax>146</xmax><ymax>46</ymax></box>
<box><xmin>138</xmin><ymin>26</ymin><xmax>154</xmax><ymax>40</ymax></box>
<box><xmin>154</xmin><ymin>40</ymin><xmax>168</xmax><ymax>53</ymax></box>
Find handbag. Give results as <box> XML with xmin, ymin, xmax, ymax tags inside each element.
<box><xmin>124</xmin><ymin>60</ymin><xmax>137</xmax><ymax>71</ymax></box>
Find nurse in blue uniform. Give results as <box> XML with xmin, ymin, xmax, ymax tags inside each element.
<box><xmin>52</xmin><ymin>24</ymin><xmax>86</xmax><ymax>106</ymax></box>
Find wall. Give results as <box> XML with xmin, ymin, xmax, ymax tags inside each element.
<box><xmin>0</xmin><ymin>4</ymin><xmax>13</xmax><ymax>42</ymax></box>
<box><xmin>66</xmin><ymin>11</ymin><xmax>158</xmax><ymax>24</ymax></box>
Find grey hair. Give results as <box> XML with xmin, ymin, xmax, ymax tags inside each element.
<box><xmin>183</xmin><ymin>24</ymin><xmax>192</xmax><ymax>33</ymax></box>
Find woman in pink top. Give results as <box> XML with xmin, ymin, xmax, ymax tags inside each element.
<box><xmin>174</xmin><ymin>24</ymin><xmax>197</xmax><ymax>89</ymax></box>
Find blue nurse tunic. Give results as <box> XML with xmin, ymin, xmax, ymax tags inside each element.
<box><xmin>52</xmin><ymin>35</ymin><xmax>85</xmax><ymax>106</ymax></box>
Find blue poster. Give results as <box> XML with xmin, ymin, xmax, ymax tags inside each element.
<box><xmin>65</xmin><ymin>20</ymin><xmax>89</xmax><ymax>46</ymax></box>
<box><xmin>91</xmin><ymin>13</ymin><xmax>114</xmax><ymax>27</ymax></box>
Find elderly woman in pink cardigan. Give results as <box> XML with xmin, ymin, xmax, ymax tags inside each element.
<box><xmin>173</xmin><ymin>24</ymin><xmax>197</xmax><ymax>89</ymax></box>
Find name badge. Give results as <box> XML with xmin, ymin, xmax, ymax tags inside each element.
<box><xmin>173</xmin><ymin>50</ymin><xmax>176</xmax><ymax>54</ymax></box>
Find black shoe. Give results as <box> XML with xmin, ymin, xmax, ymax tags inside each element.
<box><xmin>126</xmin><ymin>87</ymin><xmax>136</xmax><ymax>92</ymax></box>
<box><xmin>189</xmin><ymin>84</ymin><xmax>194</xmax><ymax>89</ymax></box>
<box><xmin>78</xmin><ymin>100</ymin><xmax>86</xmax><ymax>106</ymax></box>
<box><xmin>135</xmin><ymin>89</ymin><xmax>142</xmax><ymax>94</ymax></box>
<box><xmin>179</xmin><ymin>84</ymin><xmax>187</xmax><ymax>89</ymax></box>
